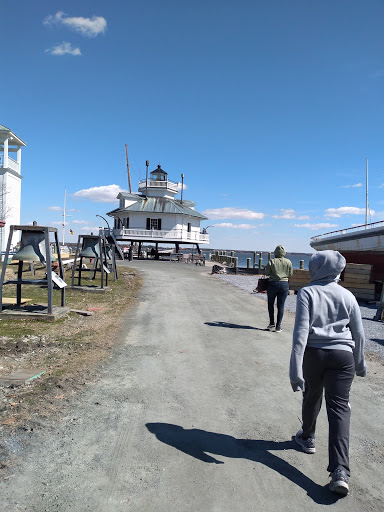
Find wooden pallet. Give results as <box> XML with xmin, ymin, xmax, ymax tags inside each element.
<box><xmin>289</xmin><ymin>264</ymin><xmax>375</xmax><ymax>301</ymax></box>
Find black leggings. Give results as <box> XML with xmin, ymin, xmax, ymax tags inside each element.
<box><xmin>302</xmin><ymin>347</ymin><xmax>355</xmax><ymax>475</ymax></box>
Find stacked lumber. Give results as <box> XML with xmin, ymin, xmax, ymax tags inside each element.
<box><xmin>289</xmin><ymin>269</ymin><xmax>310</xmax><ymax>292</ymax></box>
<box><xmin>289</xmin><ymin>263</ymin><xmax>375</xmax><ymax>301</ymax></box>
<box><xmin>340</xmin><ymin>263</ymin><xmax>374</xmax><ymax>301</ymax></box>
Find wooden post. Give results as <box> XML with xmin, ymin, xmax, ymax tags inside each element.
<box><xmin>253</xmin><ymin>252</ymin><xmax>257</xmax><ymax>268</ymax></box>
<box><xmin>234</xmin><ymin>257</ymin><xmax>238</xmax><ymax>268</ymax></box>
<box><xmin>247</xmin><ymin>258</ymin><xmax>251</xmax><ymax>268</ymax></box>
<box><xmin>258</xmin><ymin>255</ymin><xmax>263</xmax><ymax>269</ymax></box>
<box><xmin>300</xmin><ymin>260</ymin><xmax>304</xmax><ymax>269</ymax></box>
<box><xmin>44</xmin><ymin>227</ymin><xmax>53</xmax><ymax>314</ymax></box>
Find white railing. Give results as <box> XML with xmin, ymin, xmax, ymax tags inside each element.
<box><xmin>311</xmin><ymin>219</ymin><xmax>384</xmax><ymax>242</ymax></box>
<box><xmin>0</xmin><ymin>156</ymin><xmax>19</xmax><ymax>172</ymax></box>
<box><xmin>111</xmin><ymin>227</ymin><xmax>209</xmax><ymax>243</ymax></box>
<box><xmin>138</xmin><ymin>179</ymin><xmax>179</xmax><ymax>193</ymax></box>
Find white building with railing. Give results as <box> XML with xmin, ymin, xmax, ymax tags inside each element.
<box><xmin>106</xmin><ymin>164</ymin><xmax>209</xmax><ymax>255</ymax></box>
<box><xmin>0</xmin><ymin>124</ymin><xmax>26</xmax><ymax>254</ymax></box>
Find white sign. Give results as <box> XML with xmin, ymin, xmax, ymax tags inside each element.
<box><xmin>103</xmin><ymin>265</ymin><xmax>111</xmax><ymax>274</ymax></box>
<box><xmin>51</xmin><ymin>272</ymin><xmax>67</xmax><ymax>288</ymax></box>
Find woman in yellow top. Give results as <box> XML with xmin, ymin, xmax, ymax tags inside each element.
<box><xmin>264</xmin><ymin>245</ymin><xmax>293</xmax><ymax>332</ymax></box>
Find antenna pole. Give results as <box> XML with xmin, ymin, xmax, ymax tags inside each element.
<box><xmin>125</xmin><ymin>144</ymin><xmax>132</xmax><ymax>193</ymax></box>
<box><xmin>145</xmin><ymin>160</ymin><xmax>149</xmax><ymax>198</ymax></box>
<box><xmin>365</xmin><ymin>157</ymin><xmax>368</xmax><ymax>227</ymax></box>
<box><xmin>181</xmin><ymin>174</ymin><xmax>184</xmax><ymax>203</ymax></box>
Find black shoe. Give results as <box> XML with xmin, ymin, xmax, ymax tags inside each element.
<box><xmin>329</xmin><ymin>467</ymin><xmax>349</xmax><ymax>496</ymax></box>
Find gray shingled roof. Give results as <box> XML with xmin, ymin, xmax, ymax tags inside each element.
<box><xmin>107</xmin><ymin>196</ymin><xmax>207</xmax><ymax>219</ymax></box>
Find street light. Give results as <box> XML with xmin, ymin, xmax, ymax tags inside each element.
<box><xmin>96</xmin><ymin>214</ymin><xmax>111</xmax><ymax>231</ymax></box>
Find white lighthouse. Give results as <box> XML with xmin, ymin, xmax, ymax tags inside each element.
<box><xmin>0</xmin><ymin>124</ymin><xmax>26</xmax><ymax>254</ymax></box>
<box><xmin>106</xmin><ymin>163</ymin><xmax>209</xmax><ymax>255</ymax></box>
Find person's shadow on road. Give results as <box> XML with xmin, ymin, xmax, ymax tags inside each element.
<box><xmin>146</xmin><ymin>423</ymin><xmax>339</xmax><ymax>505</ymax></box>
<box><xmin>205</xmin><ymin>321</ymin><xmax>266</xmax><ymax>331</ymax></box>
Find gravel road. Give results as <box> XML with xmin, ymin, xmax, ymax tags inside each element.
<box><xmin>1</xmin><ymin>261</ymin><xmax>383</xmax><ymax>511</ymax></box>
<box><xmin>218</xmin><ymin>274</ymin><xmax>384</xmax><ymax>358</ymax></box>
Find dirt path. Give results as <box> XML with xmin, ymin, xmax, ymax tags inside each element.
<box><xmin>1</xmin><ymin>260</ymin><xmax>383</xmax><ymax>511</ymax></box>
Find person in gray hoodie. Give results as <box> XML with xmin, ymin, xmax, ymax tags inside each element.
<box><xmin>289</xmin><ymin>250</ymin><xmax>366</xmax><ymax>496</ymax></box>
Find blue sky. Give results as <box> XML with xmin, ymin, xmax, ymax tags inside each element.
<box><xmin>2</xmin><ymin>0</ymin><xmax>384</xmax><ymax>252</ymax></box>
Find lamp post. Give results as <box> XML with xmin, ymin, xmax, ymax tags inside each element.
<box><xmin>96</xmin><ymin>214</ymin><xmax>111</xmax><ymax>231</ymax></box>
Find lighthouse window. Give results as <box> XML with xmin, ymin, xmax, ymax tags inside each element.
<box><xmin>147</xmin><ymin>218</ymin><xmax>162</xmax><ymax>230</ymax></box>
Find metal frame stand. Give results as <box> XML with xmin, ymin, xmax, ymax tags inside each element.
<box><xmin>71</xmin><ymin>235</ymin><xmax>108</xmax><ymax>289</ymax></box>
<box><xmin>0</xmin><ymin>225</ymin><xmax>65</xmax><ymax>314</ymax></box>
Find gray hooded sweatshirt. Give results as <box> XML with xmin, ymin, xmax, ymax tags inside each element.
<box><xmin>289</xmin><ymin>250</ymin><xmax>366</xmax><ymax>392</ymax></box>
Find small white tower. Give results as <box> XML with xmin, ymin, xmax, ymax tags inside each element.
<box><xmin>0</xmin><ymin>124</ymin><xmax>26</xmax><ymax>254</ymax></box>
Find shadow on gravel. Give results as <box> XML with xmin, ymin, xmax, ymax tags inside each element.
<box><xmin>146</xmin><ymin>423</ymin><xmax>340</xmax><ymax>505</ymax></box>
<box><xmin>205</xmin><ymin>321</ymin><xmax>266</xmax><ymax>331</ymax></box>
<box><xmin>370</xmin><ymin>338</ymin><xmax>384</xmax><ymax>346</ymax></box>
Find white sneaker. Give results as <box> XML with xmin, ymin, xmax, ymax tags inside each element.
<box><xmin>266</xmin><ymin>324</ymin><xmax>275</xmax><ymax>331</ymax></box>
<box><xmin>275</xmin><ymin>326</ymin><xmax>282</xmax><ymax>333</ymax></box>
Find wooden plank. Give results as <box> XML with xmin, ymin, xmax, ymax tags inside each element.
<box><xmin>341</xmin><ymin>282</ymin><xmax>375</xmax><ymax>290</ymax></box>
<box><xmin>2</xmin><ymin>297</ymin><xmax>32</xmax><ymax>305</ymax></box>
<box><xmin>346</xmin><ymin>263</ymin><xmax>372</xmax><ymax>271</ymax></box>
<box><xmin>0</xmin><ymin>369</ymin><xmax>46</xmax><ymax>387</ymax></box>
<box><xmin>343</xmin><ymin>273</ymin><xmax>371</xmax><ymax>281</ymax></box>
<box><xmin>70</xmin><ymin>309</ymin><xmax>94</xmax><ymax>316</ymax></box>
<box><xmin>344</xmin><ymin>268</ymin><xmax>371</xmax><ymax>275</ymax></box>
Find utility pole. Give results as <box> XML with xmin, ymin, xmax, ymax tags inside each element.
<box><xmin>365</xmin><ymin>157</ymin><xmax>369</xmax><ymax>227</ymax></box>
<box><xmin>125</xmin><ymin>144</ymin><xmax>132</xmax><ymax>193</ymax></box>
<box><xmin>62</xmin><ymin>188</ymin><xmax>66</xmax><ymax>246</ymax></box>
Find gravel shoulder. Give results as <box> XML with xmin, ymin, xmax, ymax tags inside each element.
<box><xmin>0</xmin><ymin>261</ymin><xmax>383</xmax><ymax>511</ymax></box>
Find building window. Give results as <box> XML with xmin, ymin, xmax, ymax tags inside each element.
<box><xmin>146</xmin><ymin>218</ymin><xmax>162</xmax><ymax>230</ymax></box>
<box><xmin>187</xmin><ymin>223</ymin><xmax>191</xmax><ymax>232</ymax></box>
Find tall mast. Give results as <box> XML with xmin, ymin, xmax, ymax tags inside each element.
<box><xmin>365</xmin><ymin>158</ymin><xmax>369</xmax><ymax>227</ymax></box>
<box><xmin>62</xmin><ymin>188</ymin><xmax>66</xmax><ymax>246</ymax></box>
<box><xmin>125</xmin><ymin>144</ymin><xmax>132</xmax><ymax>194</ymax></box>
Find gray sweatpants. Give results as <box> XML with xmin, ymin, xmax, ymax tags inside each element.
<box><xmin>302</xmin><ymin>347</ymin><xmax>355</xmax><ymax>476</ymax></box>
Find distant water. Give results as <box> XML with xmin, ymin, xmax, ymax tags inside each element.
<box><xmin>201</xmin><ymin>250</ymin><xmax>312</xmax><ymax>269</ymax></box>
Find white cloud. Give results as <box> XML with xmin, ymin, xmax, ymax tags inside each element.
<box><xmin>47</xmin><ymin>206</ymin><xmax>62</xmax><ymax>211</ymax></box>
<box><xmin>272</xmin><ymin>209</ymin><xmax>310</xmax><ymax>220</ymax></box>
<box><xmin>45</xmin><ymin>42</ymin><xmax>81</xmax><ymax>56</ymax></box>
<box><xmin>72</xmin><ymin>184</ymin><xmax>122</xmax><ymax>202</ymax></box>
<box><xmin>72</xmin><ymin>220</ymin><xmax>88</xmax><ymax>224</ymax></box>
<box><xmin>202</xmin><ymin>207</ymin><xmax>265</xmax><ymax>220</ymax></box>
<box><xmin>213</xmin><ymin>223</ymin><xmax>258</xmax><ymax>229</ymax></box>
<box><xmin>379</xmin><ymin>184</ymin><xmax>384</xmax><ymax>188</ymax></box>
<box><xmin>80</xmin><ymin>226</ymin><xmax>100</xmax><ymax>233</ymax></box>
<box><xmin>178</xmin><ymin>183</ymin><xmax>187</xmax><ymax>191</ymax></box>
<box><xmin>51</xmin><ymin>221</ymin><xmax>66</xmax><ymax>226</ymax></box>
<box><xmin>341</xmin><ymin>183</ymin><xmax>363</xmax><ymax>188</ymax></box>
<box><xmin>295</xmin><ymin>223</ymin><xmax>338</xmax><ymax>230</ymax></box>
<box><xmin>44</xmin><ymin>11</ymin><xmax>107</xmax><ymax>38</ymax></box>
<box><xmin>324</xmin><ymin>206</ymin><xmax>374</xmax><ymax>218</ymax></box>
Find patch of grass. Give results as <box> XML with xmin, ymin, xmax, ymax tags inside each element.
<box><xmin>0</xmin><ymin>265</ymin><xmax>143</xmax><ymax>437</ymax></box>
